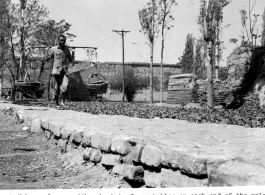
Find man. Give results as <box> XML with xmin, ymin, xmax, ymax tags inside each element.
<box><xmin>46</xmin><ymin>35</ymin><xmax>73</xmax><ymax>107</ymax></box>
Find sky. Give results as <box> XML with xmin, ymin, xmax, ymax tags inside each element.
<box><xmin>11</xmin><ymin>0</ymin><xmax>265</xmax><ymax>66</ymax></box>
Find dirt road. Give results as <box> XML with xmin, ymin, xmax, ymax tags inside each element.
<box><xmin>0</xmin><ymin>111</ymin><xmax>130</xmax><ymax>189</ymax></box>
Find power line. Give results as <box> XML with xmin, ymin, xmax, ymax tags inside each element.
<box><xmin>65</xmin><ymin>0</ymin><xmax>111</xmax><ymax>39</ymax></box>
<box><xmin>100</xmin><ymin>37</ymin><xmax>120</xmax><ymax>60</ymax></box>
<box><xmin>65</xmin><ymin>0</ymin><xmax>141</xmax><ymax>62</ymax></box>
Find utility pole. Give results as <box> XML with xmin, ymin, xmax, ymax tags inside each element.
<box><xmin>112</xmin><ymin>29</ymin><xmax>130</xmax><ymax>102</ymax></box>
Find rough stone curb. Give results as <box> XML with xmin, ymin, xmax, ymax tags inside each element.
<box><xmin>2</xmin><ymin>105</ymin><xmax>265</xmax><ymax>187</ymax></box>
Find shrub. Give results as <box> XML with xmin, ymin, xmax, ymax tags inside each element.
<box><xmin>109</xmin><ymin>66</ymin><xmax>148</xmax><ymax>102</ymax></box>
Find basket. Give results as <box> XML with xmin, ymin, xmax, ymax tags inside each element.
<box><xmin>86</xmin><ymin>73</ymin><xmax>108</xmax><ymax>95</ymax></box>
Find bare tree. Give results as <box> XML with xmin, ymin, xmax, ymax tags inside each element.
<box><xmin>139</xmin><ymin>0</ymin><xmax>160</xmax><ymax>103</ymax></box>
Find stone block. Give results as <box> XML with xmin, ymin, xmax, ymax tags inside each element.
<box><xmin>58</xmin><ymin>139</ymin><xmax>68</xmax><ymax>153</ymax></box>
<box><xmin>61</xmin><ymin>127</ymin><xmax>71</xmax><ymax>140</ymax></box>
<box><xmin>30</xmin><ymin>118</ymin><xmax>42</xmax><ymax>133</ymax></box>
<box><xmin>141</xmin><ymin>145</ymin><xmax>162</xmax><ymax>167</ymax></box>
<box><xmin>124</xmin><ymin>165</ymin><xmax>144</xmax><ymax>183</ymax></box>
<box><xmin>89</xmin><ymin>149</ymin><xmax>102</xmax><ymax>163</ymax></box>
<box><xmin>81</xmin><ymin>130</ymin><xmax>90</xmax><ymax>145</ymax></box>
<box><xmin>111</xmin><ymin>136</ymin><xmax>131</xmax><ymax>155</ymax></box>
<box><xmin>82</xmin><ymin>127</ymin><xmax>101</xmax><ymax>147</ymax></box>
<box><xmin>41</xmin><ymin>120</ymin><xmax>49</xmax><ymax>130</ymax></box>
<box><xmin>208</xmin><ymin>160</ymin><xmax>265</xmax><ymax>186</ymax></box>
<box><xmin>83</xmin><ymin>147</ymin><xmax>93</xmax><ymax>161</ymax></box>
<box><xmin>161</xmin><ymin>147</ymin><xmax>207</xmax><ymax>177</ymax></box>
<box><xmin>177</xmin><ymin>154</ymin><xmax>207</xmax><ymax>176</ymax></box>
<box><xmin>49</xmin><ymin>123</ymin><xmax>62</xmax><ymax>138</ymax></box>
<box><xmin>91</xmin><ymin>133</ymin><xmax>102</xmax><ymax>149</ymax></box>
<box><xmin>71</xmin><ymin>132</ymin><xmax>83</xmax><ymax>144</ymax></box>
<box><xmin>113</xmin><ymin>164</ymin><xmax>125</xmax><ymax>175</ymax></box>
<box><xmin>99</xmin><ymin>135</ymin><xmax>112</xmax><ymax>152</ymax></box>
<box><xmin>127</xmin><ymin>141</ymin><xmax>144</xmax><ymax>163</ymax></box>
<box><xmin>161</xmin><ymin>147</ymin><xmax>180</xmax><ymax>169</ymax></box>
<box><xmin>144</xmin><ymin>170</ymin><xmax>161</xmax><ymax>188</ymax></box>
<box><xmin>101</xmin><ymin>154</ymin><xmax>121</xmax><ymax>166</ymax></box>
<box><xmin>161</xmin><ymin>168</ymin><xmax>207</xmax><ymax>187</ymax></box>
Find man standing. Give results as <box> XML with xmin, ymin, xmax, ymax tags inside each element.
<box><xmin>46</xmin><ymin>35</ymin><xmax>73</xmax><ymax>107</ymax></box>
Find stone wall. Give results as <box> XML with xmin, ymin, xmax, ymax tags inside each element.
<box><xmin>17</xmin><ymin>108</ymin><xmax>208</xmax><ymax>187</ymax></box>
<box><xmin>98</xmin><ymin>62</ymin><xmax>182</xmax><ymax>78</ymax></box>
<box><xmin>227</xmin><ymin>47</ymin><xmax>252</xmax><ymax>81</ymax></box>
<box><xmin>67</xmin><ymin>62</ymin><xmax>181</xmax><ymax>101</ymax></box>
<box><xmin>10</xmin><ymin>102</ymin><xmax>265</xmax><ymax>187</ymax></box>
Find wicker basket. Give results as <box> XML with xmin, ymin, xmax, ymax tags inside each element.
<box><xmin>86</xmin><ymin>73</ymin><xmax>108</xmax><ymax>95</ymax></box>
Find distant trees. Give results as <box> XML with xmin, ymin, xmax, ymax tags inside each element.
<box><xmin>179</xmin><ymin>33</ymin><xmax>195</xmax><ymax>74</ymax></box>
<box><xmin>179</xmin><ymin>35</ymin><xmax>205</xmax><ymax>79</ymax></box>
<box><xmin>193</xmin><ymin>38</ymin><xmax>204</xmax><ymax>79</ymax></box>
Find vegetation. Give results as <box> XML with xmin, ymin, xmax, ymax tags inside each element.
<box><xmin>238</xmin><ymin>1</ymin><xmax>260</xmax><ymax>48</ymax></box>
<box><xmin>0</xmin><ymin>0</ymin><xmax>75</xmax><ymax>100</ymax></box>
<box><xmin>261</xmin><ymin>8</ymin><xmax>265</xmax><ymax>46</ymax></box>
<box><xmin>198</xmin><ymin>0</ymin><xmax>231</xmax><ymax>108</ymax></box>
<box><xmin>179</xmin><ymin>33</ymin><xmax>195</xmax><ymax>74</ymax></box>
<box><xmin>109</xmin><ymin>66</ymin><xmax>149</xmax><ymax>102</ymax></box>
<box><xmin>16</xmin><ymin>89</ymin><xmax>265</xmax><ymax>128</ymax></box>
<box><xmin>157</xmin><ymin>0</ymin><xmax>177</xmax><ymax>103</ymax></box>
<box><xmin>194</xmin><ymin>38</ymin><xmax>205</xmax><ymax>79</ymax></box>
<box><xmin>139</xmin><ymin>0</ymin><xmax>160</xmax><ymax>104</ymax></box>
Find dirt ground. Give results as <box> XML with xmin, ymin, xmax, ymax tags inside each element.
<box><xmin>0</xmin><ymin>111</ymin><xmax>132</xmax><ymax>189</ymax></box>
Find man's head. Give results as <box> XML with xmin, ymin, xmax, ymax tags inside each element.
<box><xmin>58</xmin><ymin>35</ymin><xmax>66</xmax><ymax>48</ymax></box>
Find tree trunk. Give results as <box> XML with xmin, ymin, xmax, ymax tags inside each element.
<box><xmin>11</xmin><ymin>84</ymin><xmax>15</xmax><ymax>101</ymax></box>
<box><xmin>215</xmin><ymin>46</ymin><xmax>220</xmax><ymax>80</ymax></box>
<box><xmin>160</xmin><ymin>25</ymin><xmax>165</xmax><ymax>103</ymax></box>
<box><xmin>150</xmin><ymin>43</ymin><xmax>153</xmax><ymax>104</ymax></box>
<box><xmin>215</xmin><ymin>65</ymin><xmax>219</xmax><ymax>80</ymax></box>
<box><xmin>207</xmin><ymin>43</ymin><xmax>214</xmax><ymax>108</ymax></box>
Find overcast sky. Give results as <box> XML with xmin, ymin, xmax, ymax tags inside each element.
<box><xmin>12</xmin><ymin>0</ymin><xmax>265</xmax><ymax>66</ymax></box>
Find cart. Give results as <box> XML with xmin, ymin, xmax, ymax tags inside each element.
<box><xmin>86</xmin><ymin>73</ymin><xmax>108</xmax><ymax>100</ymax></box>
<box><xmin>14</xmin><ymin>71</ymin><xmax>42</xmax><ymax>99</ymax></box>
